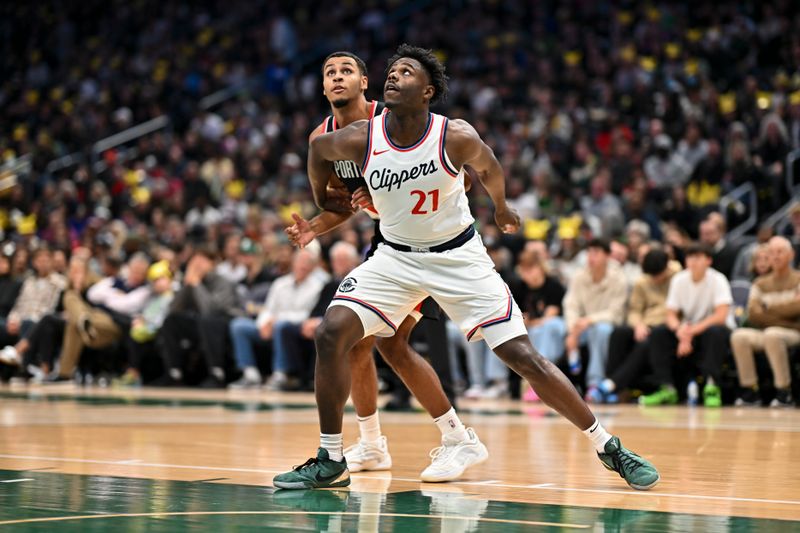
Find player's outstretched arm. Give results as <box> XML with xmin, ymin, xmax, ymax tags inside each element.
<box><xmin>445</xmin><ymin>119</ymin><xmax>520</xmax><ymax>233</ymax></box>
<box><xmin>308</xmin><ymin>120</ymin><xmax>370</xmax><ymax>211</ymax></box>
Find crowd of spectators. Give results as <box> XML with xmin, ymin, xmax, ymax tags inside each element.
<box><xmin>0</xmin><ymin>1</ymin><xmax>800</xmax><ymax>405</ymax></box>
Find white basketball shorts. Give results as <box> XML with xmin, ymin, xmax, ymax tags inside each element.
<box><xmin>328</xmin><ymin>233</ymin><xmax>526</xmax><ymax>349</ymax></box>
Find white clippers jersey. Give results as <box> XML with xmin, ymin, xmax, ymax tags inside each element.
<box><xmin>361</xmin><ymin>112</ymin><xmax>474</xmax><ymax>248</ymax></box>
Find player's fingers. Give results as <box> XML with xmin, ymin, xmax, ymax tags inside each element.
<box><xmin>291</xmin><ymin>212</ymin><xmax>305</xmax><ymax>224</ymax></box>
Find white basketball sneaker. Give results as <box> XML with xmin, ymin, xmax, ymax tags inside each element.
<box><xmin>420</xmin><ymin>428</ymin><xmax>489</xmax><ymax>482</ymax></box>
<box><xmin>344</xmin><ymin>436</ymin><xmax>392</xmax><ymax>473</ymax></box>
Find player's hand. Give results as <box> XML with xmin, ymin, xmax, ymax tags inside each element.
<box><xmin>285</xmin><ymin>213</ymin><xmax>316</xmax><ymax>249</ymax></box>
<box><xmin>495</xmin><ymin>206</ymin><xmax>520</xmax><ymax>234</ymax></box>
<box><xmin>351</xmin><ymin>186</ymin><xmax>374</xmax><ymax>211</ymax></box>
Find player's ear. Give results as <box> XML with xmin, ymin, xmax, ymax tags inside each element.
<box><xmin>360</xmin><ymin>75</ymin><xmax>368</xmax><ymax>92</ymax></box>
<box><xmin>423</xmin><ymin>84</ymin><xmax>435</xmax><ymax>102</ymax></box>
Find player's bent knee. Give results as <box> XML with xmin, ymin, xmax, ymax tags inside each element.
<box><xmin>494</xmin><ymin>336</ymin><xmax>549</xmax><ymax>380</ymax></box>
<box><xmin>316</xmin><ymin>307</ymin><xmax>364</xmax><ymax>355</ymax></box>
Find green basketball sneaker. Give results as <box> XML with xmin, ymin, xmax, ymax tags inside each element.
<box><xmin>273</xmin><ymin>448</ymin><xmax>350</xmax><ymax>490</ymax></box>
<box><xmin>598</xmin><ymin>436</ymin><xmax>660</xmax><ymax>491</ymax></box>
<box><xmin>703</xmin><ymin>383</ymin><xmax>722</xmax><ymax>407</ymax></box>
<box><xmin>638</xmin><ymin>385</ymin><xmax>679</xmax><ymax>406</ymax></box>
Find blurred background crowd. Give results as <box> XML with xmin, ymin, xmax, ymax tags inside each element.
<box><xmin>0</xmin><ymin>0</ymin><xmax>799</xmax><ymax>407</ymax></box>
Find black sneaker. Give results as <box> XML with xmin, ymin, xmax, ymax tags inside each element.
<box><xmin>770</xmin><ymin>388</ymin><xmax>795</xmax><ymax>408</ymax></box>
<box><xmin>149</xmin><ymin>374</ymin><xmax>184</xmax><ymax>387</ymax></box>
<box><xmin>199</xmin><ymin>375</ymin><xmax>226</xmax><ymax>389</ymax></box>
<box><xmin>734</xmin><ymin>386</ymin><xmax>760</xmax><ymax>407</ymax></box>
<box><xmin>41</xmin><ymin>374</ymin><xmax>74</xmax><ymax>385</ymax></box>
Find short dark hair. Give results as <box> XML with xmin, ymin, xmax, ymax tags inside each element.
<box><xmin>642</xmin><ymin>249</ymin><xmax>669</xmax><ymax>276</ymax></box>
<box><xmin>322</xmin><ymin>51</ymin><xmax>368</xmax><ymax>76</ymax></box>
<box><xmin>193</xmin><ymin>246</ymin><xmax>219</xmax><ymax>262</ymax></box>
<box><xmin>684</xmin><ymin>243</ymin><xmax>713</xmax><ymax>258</ymax></box>
<box><xmin>586</xmin><ymin>238</ymin><xmax>610</xmax><ymax>254</ymax></box>
<box><xmin>386</xmin><ymin>44</ymin><xmax>449</xmax><ymax>104</ymax></box>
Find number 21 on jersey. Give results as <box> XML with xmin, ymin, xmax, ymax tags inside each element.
<box><xmin>410</xmin><ymin>189</ymin><xmax>439</xmax><ymax>215</ymax></box>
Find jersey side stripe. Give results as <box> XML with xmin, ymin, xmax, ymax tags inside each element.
<box><xmin>332</xmin><ymin>295</ymin><xmax>397</xmax><ymax>332</ymax></box>
<box><xmin>439</xmin><ymin>118</ymin><xmax>459</xmax><ymax>177</ymax></box>
<box><xmin>466</xmin><ymin>284</ymin><xmax>513</xmax><ymax>340</ymax></box>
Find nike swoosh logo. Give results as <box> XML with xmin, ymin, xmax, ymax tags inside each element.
<box><xmin>373</xmin><ymin>149</ymin><xmax>389</xmax><ymax>156</ymax></box>
<box><xmin>315</xmin><ymin>470</ymin><xmax>345</xmax><ymax>483</ymax></box>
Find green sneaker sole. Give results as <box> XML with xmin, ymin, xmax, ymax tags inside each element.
<box><xmin>599</xmin><ymin>460</ymin><xmax>660</xmax><ymax>490</ymax></box>
<box><xmin>273</xmin><ymin>471</ymin><xmax>351</xmax><ymax>490</ymax></box>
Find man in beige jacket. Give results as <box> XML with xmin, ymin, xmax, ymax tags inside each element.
<box><xmin>563</xmin><ymin>239</ymin><xmax>629</xmax><ymax>403</ymax></box>
<box><xmin>731</xmin><ymin>236</ymin><xmax>798</xmax><ymax>407</ymax></box>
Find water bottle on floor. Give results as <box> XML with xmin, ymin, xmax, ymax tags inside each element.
<box><xmin>687</xmin><ymin>380</ymin><xmax>699</xmax><ymax>406</ymax></box>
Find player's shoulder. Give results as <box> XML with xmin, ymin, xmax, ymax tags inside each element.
<box><xmin>444</xmin><ymin>117</ymin><xmax>480</xmax><ymax>142</ymax></box>
<box><xmin>309</xmin><ymin>119</ymin><xmax>329</xmax><ymax>142</ymax></box>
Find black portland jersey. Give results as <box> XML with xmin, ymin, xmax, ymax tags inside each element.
<box><xmin>324</xmin><ymin>100</ymin><xmax>385</xmax><ymax>195</ymax></box>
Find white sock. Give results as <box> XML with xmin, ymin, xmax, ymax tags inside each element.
<box><xmin>169</xmin><ymin>368</ymin><xmax>183</xmax><ymax>380</ymax></box>
<box><xmin>357</xmin><ymin>411</ymin><xmax>382</xmax><ymax>443</ymax></box>
<box><xmin>434</xmin><ymin>407</ymin><xmax>469</xmax><ymax>442</ymax></box>
<box><xmin>568</xmin><ymin>349</ymin><xmax>580</xmax><ymax>364</ymax></box>
<box><xmin>601</xmin><ymin>378</ymin><xmax>616</xmax><ymax>393</ymax></box>
<box><xmin>583</xmin><ymin>419</ymin><xmax>613</xmax><ymax>453</ymax></box>
<box><xmin>320</xmin><ymin>433</ymin><xmax>343</xmax><ymax>462</ymax></box>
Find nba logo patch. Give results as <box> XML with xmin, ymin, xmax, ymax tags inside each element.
<box><xmin>339</xmin><ymin>277</ymin><xmax>357</xmax><ymax>293</ymax></box>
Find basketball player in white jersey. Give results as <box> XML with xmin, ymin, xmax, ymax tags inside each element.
<box><xmin>274</xmin><ymin>45</ymin><xmax>659</xmax><ymax>491</ymax></box>
<box><xmin>287</xmin><ymin>51</ymin><xmax>485</xmax><ymax>481</ymax></box>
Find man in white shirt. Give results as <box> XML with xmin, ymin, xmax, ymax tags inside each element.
<box><xmin>640</xmin><ymin>244</ymin><xmax>734</xmax><ymax>407</ymax></box>
<box><xmin>229</xmin><ymin>248</ymin><xmax>323</xmax><ymax>390</ymax></box>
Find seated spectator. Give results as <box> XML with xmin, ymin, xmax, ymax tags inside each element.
<box><xmin>610</xmin><ymin>239</ymin><xmax>642</xmax><ymax>287</ymax></box>
<box><xmin>216</xmin><ymin>233</ymin><xmax>247</xmax><ymax>284</ymax></box>
<box><xmin>699</xmin><ymin>214</ymin><xmax>739</xmax><ymax>279</ymax></box>
<box><xmin>230</xmin><ymin>241</ymin><xmax>359</xmax><ymax>390</ymax></box>
<box><xmin>116</xmin><ymin>261</ymin><xmax>175</xmax><ymax>387</ymax></box>
<box><xmin>156</xmin><ymin>248</ymin><xmax>242</xmax><ymax>388</ymax></box>
<box><xmin>509</xmin><ymin>249</ymin><xmax>566</xmax><ymax>402</ymax></box>
<box><xmin>643</xmin><ymin>134</ymin><xmax>692</xmax><ymax>192</ymax></box>
<box><xmin>580</xmin><ymin>169</ymin><xmax>624</xmax><ymax>238</ymax></box>
<box><xmin>0</xmin><ymin>248</ymin><xmax>66</xmax><ymax>366</ymax></box>
<box><xmin>602</xmin><ymin>249</ymin><xmax>679</xmax><ymax>402</ymax></box>
<box><xmin>563</xmin><ymin>238</ymin><xmax>628</xmax><ymax>403</ymax></box>
<box><xmin>730</xmin><ymin>237</ymin><xmax>798</xmax><ymax>407</ymax></box>
<box><xmin>640</xmin><ymin>245</ymin><xmax>734</xmax><ymax>407</ymax></box>
<box><xmin>0</xmin><ymin>252</ymin><xmax>22</xmax><ymax>335</ymax></box>
<box><xmin>228</xmin><ymin>248</ymin><xmax>323</xmax><ymax>390</ymax></box>
<box><xmin>748</xmin><ymin>243</ymin><xmax>772</xmax><ymax>280</ymax></box>
<box><xmin>45</xmin><ymin>253</ymin><xmax>151</xmax><ymax>383</ymax></box>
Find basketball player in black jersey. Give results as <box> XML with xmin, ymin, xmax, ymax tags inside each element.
<box><xmin>285</xmin><ymin>51</ymin><xmax>482</xmax><ymax>480</ymax></box>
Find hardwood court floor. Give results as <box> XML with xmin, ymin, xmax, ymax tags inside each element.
<box><xmin>0</xmin><ymin>384</ymin><xmax>798</xmax><ymax>531</ymax></box>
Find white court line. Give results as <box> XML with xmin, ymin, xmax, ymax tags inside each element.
<box><xmin>0</xmin><ymin>478</ymin><xmax>33</xmax><ymax>483</ymax></box>
<box><xmin>0</xmin><ymin>453</ymin><xmax>798</xmax><ymax>507</ymax></box>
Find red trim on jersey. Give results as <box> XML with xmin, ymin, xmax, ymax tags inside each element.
<box><xmin>466</xmin><ymin>285</ymin><xmax>513</xmax><ymax>340</ymax></box>
<box><xmin>382</xmin><ymin>112</ymin><xmax>434</xmax><ymax>152</ymax></box>
<box><xmin>365</xmin><ymin>205</ymin><xmax>378</xmax><ymax>215</ymax></box>
<box><xmin>413</xmin><ymin>300</ymin><xmax>424</xmax><ymax>313</ymax></box>
<box><xmin>361</xmin><ymin>116</ymin><xmax>374</xmax><ymax>173</ymax></box>
<box><xmin>332</xmin><ymin>295</ymin><xmax>397</xmax><ymax>332</ymax></box>
<box><xmin>439</xmin><ymin>118</ymin><xmax>459</xmax><ymax>177</ymax></box>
